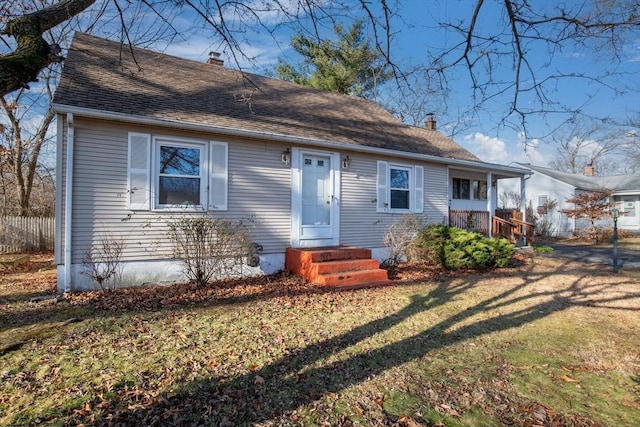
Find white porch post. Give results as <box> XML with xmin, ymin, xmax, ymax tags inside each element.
<box><xmin>487</xmin><ymin>172</ymin><xmax>493</xmax><ymax>236</ymax></box>
<box><xmin>520</xmin><ymin>176</ymin><xmax>527</xmax><ymax>221</ymax></box>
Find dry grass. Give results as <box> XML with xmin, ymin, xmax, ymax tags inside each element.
<box><xmin>0</xmin><ymin>254</ymin><xmax>639</xmax><ymax>426</ymax></box>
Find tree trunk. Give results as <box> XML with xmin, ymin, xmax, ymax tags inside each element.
<box><xmin>0</xmin><ymin>0</ymin><xmax>96</xmax><ymax>97</ymax></box>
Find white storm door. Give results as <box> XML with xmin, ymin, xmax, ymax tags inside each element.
<box><xmin>292</xmin><ymin>149</ymin><xmax>340</xmax><ymax>246</ymax></box>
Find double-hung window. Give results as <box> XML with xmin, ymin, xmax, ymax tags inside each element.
<box><xmin>377</xmin><ymin>161</ymin><xmax>423</xmax><ymax>213</ymax></box>
<box><xmin>157</xmin><ymin>141</ymin><xmax>205</xmax><ymax>207</ymax></box>
<box><xmin>390</xmin><ymin>166</ymin><xmax>411</xmax><ymax>210</ymax></box>
<box><xmin>127</xmin><ymin>132</ymin><xmax>228</xmax><ymax>211</ymax></box>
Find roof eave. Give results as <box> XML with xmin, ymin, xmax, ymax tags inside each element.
<box><xmin>53</xmin><ymin>103</ymin><xmax>531</xmax><ymax>177</ymax></box>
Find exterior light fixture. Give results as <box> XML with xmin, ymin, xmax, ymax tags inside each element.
<box><xmin>342</xmin><ymin>155</ymin><xmax>351</xmax><ymax>169</ymax></box>
<box><xmin>282</xmin><ymin>148</ymin><xmax>291</xmax><ymax>165</ymax></box>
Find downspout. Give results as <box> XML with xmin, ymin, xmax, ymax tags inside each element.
<box><xmin>64</xmin><ymin>113</ymin><xmax>74</xmax><ymax>293</ymax></box>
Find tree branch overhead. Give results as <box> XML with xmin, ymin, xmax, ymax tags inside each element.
<box><xmin>0</xmin><ymin>0</ymin><xmax>96</xmax><ymax>96</ymax></box>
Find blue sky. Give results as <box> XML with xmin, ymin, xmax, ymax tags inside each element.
<box><xmin>4</xmin><ymin>0</ymin><xmax>637</xmax><ymax>170</ymax></box>
<box><xmin>152</xmin><ymin>0</ymin><xmax>639</xmax><ymax>169</ymax></box>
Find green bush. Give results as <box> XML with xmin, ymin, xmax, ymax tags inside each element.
<box><xmin>414</xmin><ymin>225</ymin><xmax>515</xmax><ymax>270</ymax></box>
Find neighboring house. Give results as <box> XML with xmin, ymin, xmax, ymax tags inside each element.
<box><xmin>515</xmin><ymin>163</ymin><xmax>640</xmax><ymax>236</ymax></box>
<box><xmin>52</xmin><ymin>33</ymin><xmax>529</xmax><ymax>292</ymax></box>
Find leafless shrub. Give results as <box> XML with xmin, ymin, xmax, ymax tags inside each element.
<box><xmin>383</xmin><ymin>214</ymin><xmax>425</xmax><ymax>266</ymax></box>
<box><xmin>168</xmin><ymin>216</ymin><xmax>255</xmax><ymax>286</ymax></box>
<box><xmin>82</xmin><ymin>232</ymin><xmax>126</xmax><ymax>291</ymax></box>
<box><xmin>534</xmin><ymin>198</ymin><xmax>558</xmax><ymax>238</ymax></box>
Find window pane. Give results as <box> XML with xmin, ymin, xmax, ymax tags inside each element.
<box><xmin>160</xmin><ymin>146</ymin><xmax>200</xmax><ymax>175</ymax></box>
<box><xmin>474</xmin><ymin>180</ymin><xmax>487</xmax><ymax>200</ymax></box>
<box><xmin>159</xmin><ymin>176</ymin><xmax>200</xmax><ymax>205</ymax></box>
<box><xmin>390</xmin><ymin>168</ymin><xmax>409</xmax><ymax>189</ymax></box>
<box><xmin>453</xmin><ymin>178</ymin><xmax>470</xmax><ymax>199</ymax></box>
<box><xmin>391</xmin><ymin>189</ymin><xmax>410</xmax><ymax>209</ymax></box>
<box><xmin>460</xmin><ymin>179</ymin><xmax>470</xmax><ymax>199</ymax></box>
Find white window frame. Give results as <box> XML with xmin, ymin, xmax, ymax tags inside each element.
<box><xmin>377</xmin><ymin>161</ymin><xmax>423</xmax><ymax>213</ymax></box>
<box><xmin>152</xmin><ymin>136</ymin><xmax>209</xmax><ymax>211</ymax></box>
<box><xmin>389</xmin><ymin>165</ymin><xmax>412</xmax><ymax>212</ymax></box>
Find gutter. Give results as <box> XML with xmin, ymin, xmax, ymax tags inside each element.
<box><xmin>52</xmin><ymin>104</ymin><xmax>531</xmax><ymax>178</ymax></box>
<box><xmin>64</xmin><ymin>113</ymin><xmax>74</xmax><ymax>293</ymax></box>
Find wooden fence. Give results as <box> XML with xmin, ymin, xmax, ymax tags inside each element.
<box><xmin>0</xmin><ymin>216</ymin><xmax>55</xmax><ymax>253</ymax></box>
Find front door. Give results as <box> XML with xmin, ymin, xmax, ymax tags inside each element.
<box><xmin>291</xmin><ymin>149</ymin><xmax>340</xmax><ymax>247</ymax></box>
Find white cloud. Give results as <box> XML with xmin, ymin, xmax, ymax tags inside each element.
<box><xmin>461</xmin><ymin>132</ymin><xmax>550</xmax><ymax>166</ymax></box>
<box><xmin>462</xmin><ymin>133</ymin><xmax>510</xmax><ymax>163</ymax></box>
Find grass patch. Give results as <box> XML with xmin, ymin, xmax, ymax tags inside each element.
<box><xmin>533</xmin><ymin>244</ymin><xmax>554</xmax><ymax>253</ymax></box>
<box><xmin>1</xmin><ymin>255</ymin><xmax>639</xmax><ymax>425</ymax></box>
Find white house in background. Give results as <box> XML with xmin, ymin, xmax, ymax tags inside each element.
<box><xmin>514</xmin><ymin>163</ymin><xmax>640</xmax><ymax>236</ymax></box>
<box><xmin>52</xmin><ymin>33</ymin><xmax>529</xmax><ymax>292</ymax></box>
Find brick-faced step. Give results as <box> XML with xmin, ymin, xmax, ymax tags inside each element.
<box><xmin>286</xmin><ymin>247</ymin><xmax>371</xmax><ymax>265</ymax></box>
<box><xmin>310</xmin><ymin>258</ymin><xmax>381</xmax><ymax>275</ymax></box>
<box><xmin>316</xmin><ymin>268</ymin><xmax>390</xmax><ymax>287</ymax></box>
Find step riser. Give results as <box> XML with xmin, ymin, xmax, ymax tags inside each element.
<box><xmin>311</xmin><ymin>259</ymin><xmax>381</xmax><ymax>275</ymax></box>
<box><xmin>317</xmin><ymin>269</ymin><xmax>390</xmax><ymax>286</ymax></box>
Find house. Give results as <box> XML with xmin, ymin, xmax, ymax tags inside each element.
<box><xmin>52</xmin><ymin>33</ymin><xmax>530</xmax><ymax>292</ymax></box>
<box><xmin>515</xmin><ymin>163</ymin><xmax>640</xmax><ymax>236</ymax></box>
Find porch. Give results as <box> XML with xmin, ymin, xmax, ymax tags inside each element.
<box><xmin>449</xmin><ymin>209</ymin><xmax>534</xmax><ymax>245</ymax></box>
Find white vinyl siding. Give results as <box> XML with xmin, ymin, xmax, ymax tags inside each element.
<box><xmin>61</xmin><ymin>119</ymin><xmax>291</xmax><ymax>264</ymax></box>
<box><xmin>341</xmin><ymin>154</ymin><xmax>447</xmax><ymax>248</ymax></box>
<box><xmin>127</xmin><ymin>133</ymin><xmax>151</xmax><ymax>210</ymax></box>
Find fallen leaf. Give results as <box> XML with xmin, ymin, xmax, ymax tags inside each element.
<box><xmin>559</xmin><ymin>374</ymin><xmax>579</xmax><ymax>383</ymax></box>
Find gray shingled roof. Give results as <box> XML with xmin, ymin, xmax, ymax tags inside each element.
<box><xmin>518</xmin><ymin>163</ymin><xmax>640</xmax><ymax>192</ymax></box>
<box><xmin>53</xmin><ymin>33</ymin><xmax>479</xmax><ymax>162</ymax></box>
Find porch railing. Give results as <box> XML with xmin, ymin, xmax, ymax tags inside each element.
<box><xmin>492</xmin><ymin>214</ymin><xmax>535</xmax><ymax>245</ymax></box>
<box><xmin>449</xmin><ymin>209</ymin><xmax>534</xmax><ymax>245</ymax></box>
<box><xmin>449</xmin><ymin>210</ymin><xmax>490</xmax><ymax>235</ymax></box>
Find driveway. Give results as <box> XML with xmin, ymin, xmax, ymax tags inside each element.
<box><xmin>547</xmin><ymin>244</ymin><xmax>640</xmax><ymax>270</ymax></box>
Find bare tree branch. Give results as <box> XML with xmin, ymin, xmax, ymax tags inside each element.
<box><xmin>0</xmin><ymin>0</ymin><xmax>96</xmax><ymax>96</ymax></box>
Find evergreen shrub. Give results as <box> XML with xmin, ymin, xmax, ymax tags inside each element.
<box><xmin>414</xmin><ymin>225</ymin><xmax>515</xmax><ymax>270</ymax></box>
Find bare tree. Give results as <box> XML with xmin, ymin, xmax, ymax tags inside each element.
<box><xmin>427</xmin><ymin>0</ymin><xmax>640</xmax><ymax>139</ymax></box>
<box><xmin>547</xmin><ymin>119</ymin><xmax>627</xmax><ymax>175</ymax></box>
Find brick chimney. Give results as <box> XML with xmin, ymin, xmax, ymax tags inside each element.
<box><xmin>425</xmin><ymin>113</ymin><xmax>436</xmax><ymax>130</ymax></box>
<box><xmin>207</xmin><ymin>51</ymin><xmax>224</xmax><ymax>66</ymax></box>
<box><xmin>584</xmin><ymin>163</ymin><xmax>595</xmax><ymax>176</ymax></box>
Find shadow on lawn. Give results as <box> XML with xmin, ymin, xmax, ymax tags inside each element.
<box><xmin>60</xmin><ymin>258</ymin><xmax>640</xmax><ymax>426</ymax></box>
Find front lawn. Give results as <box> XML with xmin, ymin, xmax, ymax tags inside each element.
<box><xmin>1</xmin><ymin>255</ymin><xmax>639</xmax><ymax>426</ymax></box>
